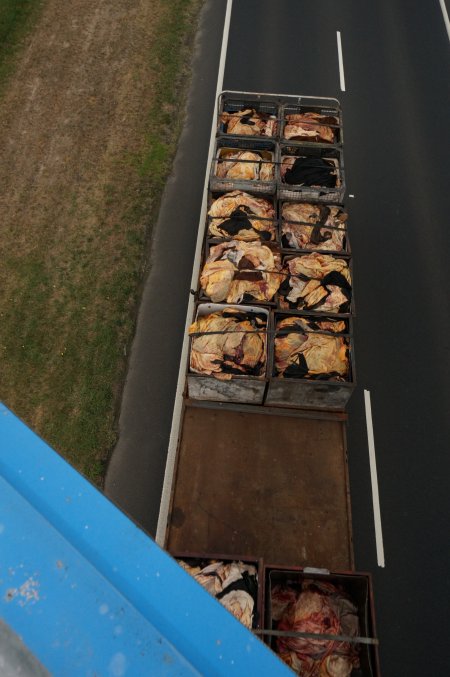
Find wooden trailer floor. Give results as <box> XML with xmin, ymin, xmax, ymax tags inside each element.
<box><xmin>166</xmin><ymin>403</ymin><xmax>354</xmax><ymax>570</ymax></box>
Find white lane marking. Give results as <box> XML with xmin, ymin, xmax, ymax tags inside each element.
<box><xmin>439</xmin><ymin>0</ymin><xmax>450</xmax><ymax>40</ymax></box>
<box><xmin>364</xmin><ymin>390</ymin><xmax>385</xmax><ymax>568</ymax></box>
<box><xmin>349</xmin><ymin>194</ymin><xmax>355</xmax><ymax>198</ymax></box>
<box><xmin>336</xmin><ymin>31</ymin><xmax>346</xmax><ymax>92</ymax></box>
<box><xmin>156</xmin><ymin>0</ymin><xmax>233</xmax><ymax>545</ymax></box>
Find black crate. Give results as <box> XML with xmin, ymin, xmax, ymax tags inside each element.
<box><xmin>279</xmin><ymin>144</ymin><xmax>345</xmax><ymax>203</ymax></box>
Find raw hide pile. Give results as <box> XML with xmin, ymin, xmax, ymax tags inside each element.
<box><xmin>271</xmin><ymin>579</ymin><xmax>360</xmax><ymax>676</ymax></box>
<box><xmin>178</xmin><ymin>559</ymin><xmax>258</xmax><ymax>628</ymax></box>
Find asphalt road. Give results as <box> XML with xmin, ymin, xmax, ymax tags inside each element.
<box><xmin>106</xmin><ymin>1</ymin><xmax>450</xmax><ymax>674</ymax></box>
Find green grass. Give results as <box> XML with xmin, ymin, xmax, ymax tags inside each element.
<box><xmin>0</xmin><ymin>0</ymin><xmax>43</xmax><ymax>89</ymax></box>
<box><xmin>137</xmin><ymin>0</ymin><xmax>196</xmax><ymax>184</ymax></box>
<box><xmin>0</xmin><ymin>0</ymin><xmax>202</xmax><ymax>485</ymax></box>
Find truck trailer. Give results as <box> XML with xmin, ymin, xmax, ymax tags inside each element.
<box><xmin>158</xmin><ymin>92</ymin><xmax>381</xmax><ymax>676</ymax></box>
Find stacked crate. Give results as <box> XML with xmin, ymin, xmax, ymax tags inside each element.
<box><xmin>168</xmin><ymin>554</ymin><xmax>380</xmax><ymax>676</ymax></box>
<box><xmin>187</xmin><ymin>92</ymin><xmax>355</xmax><ymax>411</ymax></box>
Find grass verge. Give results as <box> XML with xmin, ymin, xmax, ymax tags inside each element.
<box><xmin>0</xmin><ymin>0</ymin><xmax>43</xmax><ymax>90</ymax></box>
<box><xmin>0</xmin><ymin>0</ymin><xmax>202</xmax><ymax>484</ymax></box>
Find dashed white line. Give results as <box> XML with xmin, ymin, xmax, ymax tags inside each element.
<box><xmin>336</xmin><ymin>31</ymin><xmax>346</xmax><ymax>92</ymax></box>
<box><xmin>439</xmin><ymin>0</ymin><xmax>450</xmax><ymax>40</ymax></box>
<box><xmin>364</xmin><ymin>390</ymin><xmax>385</xmax><ymax>568</ymax></box>
<box><xmin>156</xmin><ymin>0</ymin><xmax>233</xmax><ymax>546</ymax></box>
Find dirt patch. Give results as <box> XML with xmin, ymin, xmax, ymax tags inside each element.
<box><xmin>0</xmin><ymin>0</ymin><xmax>202</xmax><ymax>482</ymax></box>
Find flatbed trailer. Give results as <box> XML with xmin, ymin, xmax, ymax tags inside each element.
<box><xmin>158</xmin><ymin>91</ymin><xmax>381</xmax><ymax>675</ymax></box>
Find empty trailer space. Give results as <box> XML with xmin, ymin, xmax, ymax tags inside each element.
<box><xmin>166</xmin><ymin>402</ymin><xmax>353</xmax><ymax>570</ymax></box>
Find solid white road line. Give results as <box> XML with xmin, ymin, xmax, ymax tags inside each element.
<box><xmin>156</xmin><ymin>0</ymin><xmax>233</xmax><ymax>546</ymax></box>
<box><xmin>439</xmin><ymin>0</ymin><xmax>450</xmax><ymax>40</ymax></box>
<box><xmin>336</xmin><ymin>31</ymin><xmax>346</xmax><ymax>92</ymax></box>
<box><xmin>364</xmin><ymin>390</ymin><xmax>385</xmax><ymax>568</ymax></box>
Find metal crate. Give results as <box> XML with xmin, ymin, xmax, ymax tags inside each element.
<box><xmin>207</xmin><ymin>189</ymin><xmax>278</xmax><ymax>236</ymax></box>
<box><xmin>279</xmin><ymin>144</ymin><xmax>345</xmax><ymax>203</ymax></box>
<box><xmin>261</xmin><ymin>566</ymin><xmax>380</xmax><ymax>677</ymax></box>
<box><xmin>217</xmin><ymin>91</ymin><xmax>280</xmax><ymax>140</ymax></box>
<box><xmin>265</xmin><ymin>312</ymin><xmax>355</xmax><ymax>410</ymax></box>
<box><xmin>187</xmin><ymin>303</ymin><xmax>270</xmax><ymax>405</ymax></box>
<box><xmin>281</xmin><ymin>96</ymin><xmax>343</xmax><ymax>146</ymax></box>
<box><xmin>171</xmin><ymin>552</ymin><xmax>264</xmax><ymax>629</ymax></box>
<box><xmin>279</xmin><ymin>200</ymin><xmax>350</xmax><ymax>254</ymax></box>
<box><xmin>278</xmin><ymin>252</ymin><xmax>353</xmax><ymax>315</ymax></box>
<box><xmin>199</xmin><ymin>240</ymin><xmax>282</xmax><ymax>306</ymax></box>
<box><xmin>210</xmin><ymin>138</ymin><xmax>278</xmax><ymax>195</ymax></box>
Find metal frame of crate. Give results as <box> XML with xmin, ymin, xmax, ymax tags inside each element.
<box><xmin>171</xmin><ymin>552</ymin><xmax>264</xmax><ymax>630</ymax></box>
<box><xmin>199</xmin><ymin>239</ymin><xmax>282</xmax><ymax>306</ymax></box>
<box><xmin>217</xmin><ymin>91</ymin><xmax>281</xmax><ymax>140</ymax></box>
<box><xmin>207</xmin><ymin>189</ymin><xmax>278</xmax><ymax>241</ymax></box>
<box><xmin>278</xmin><ymin>251</ymin><xmax>354</xmax><ymax>316</ymax></box>
<box><xmin>210</xmin><ymin>137</ymin><xmax>279</xmax><ymax>194</ymax></box>
<box><xmin>279</xmin><ymin>199</ymin><xmax>350</xmax><ymax>255</ymax></box>
<box><xmin>187</xmin><ymin>303</ymin><xmax>271</xmax><ymax>405</ymax></box>
<box><xmin>280</xmin><ymin>95</ymin><xmax>343</xmax><ymax>147</ymax></box>
<box><xmin>279</xmin><ymin>143</ymin><xmax>345</xmax><ymax>203</ymax></box>
<box><xmin>265</xmin><ymin>311</ymin><xmax>356</xmax><ymax>410</ymax></box>
<box><xmin>261</xmin><ymin>566</ymin><xmax>380</xmax><ymax>676</ymax></box>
